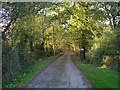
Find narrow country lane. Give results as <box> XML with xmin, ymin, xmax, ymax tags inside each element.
<box><xmin>24</xmin><ymin>52</ymin><xmax>91</xmax><ymax>88</ymax></box>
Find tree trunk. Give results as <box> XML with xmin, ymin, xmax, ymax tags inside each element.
<box><xmin>29</xmin><ymin>36</ymin><xmax>34</xmax><ymax>52</ymax></box>
<box><xmin>80</xmin><ymin>46</ymin><xmax>86</xmax><ymax>60</ymax></box>
<box><xmin>80</xmin><ymin>33</ymin><xmax>86</xmax><ymax>60</ymax></box>
<box><xmin>52</xmin><ymin>25</ymin><xmax>56</xmax><ymax>55</ymax></box>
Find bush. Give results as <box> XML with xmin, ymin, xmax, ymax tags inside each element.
<box><xmin>88</xmin><ymin>30</ymin><xmax>120</xmax><ymax>71</ymax></box>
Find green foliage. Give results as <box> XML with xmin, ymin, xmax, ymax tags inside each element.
<box><xmin>2</xmin><ymin>2</ymin><xmax>119</xmax><ymax>87</ymax></box>
<box><xmin>88</xmin><ymin>30</ymin><xmax>120</xmax><ymax>70</ymax></box>
<box><xmin>3</xmin><ymin>56</ymin><xmax>57</xmax><ymax>88</ymax></box>
<box><xmin>74</xmin><ymin>58</ymin><xmax>119</xmax><ymax>88</ymax></box>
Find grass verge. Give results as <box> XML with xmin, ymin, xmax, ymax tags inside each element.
<box><xmin>73</xmin><ymin>58</ymin><xmax>119</xmax><ymax>88</ymax></box>
<box><xmin>3</xmin><ymin>55</ymin><xmax>57</xmax><ymax>88</ymax></box>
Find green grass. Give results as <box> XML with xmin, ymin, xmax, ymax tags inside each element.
<box><xmin>3</xmin><ymin>55</ymin><xmax>57</xmax><ymax>88</ymax></box>
<box><xmin>73</xmin><ymin>59</ymin><xmax>119</xmax><ymax>88</ymax></box>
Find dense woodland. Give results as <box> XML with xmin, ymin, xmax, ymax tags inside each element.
<box><xmin>1</xmin><ymin>2</ymin><xmax>120</xmax><ymax>84</ymax></box>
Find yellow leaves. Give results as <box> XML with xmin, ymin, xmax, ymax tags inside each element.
<box><xmin>59</xmin><ymin>6</ymin><xmax>65</xmax><ymax>12</ymax></box>
<box><xmin>44</xmin><ymin>26</ymin><xmax>53</xmax><ymax>35</ymax></box>
<box><xmin>103</xmin><ymin>56</ymin><xmax>112</xmax><ymax>63</ymax></box>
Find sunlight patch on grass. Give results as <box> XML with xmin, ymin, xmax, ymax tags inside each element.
<box><xmin>98</xmin><ymin>64</ymin><xmax>107</xmax><ymax>69</ymax></box>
